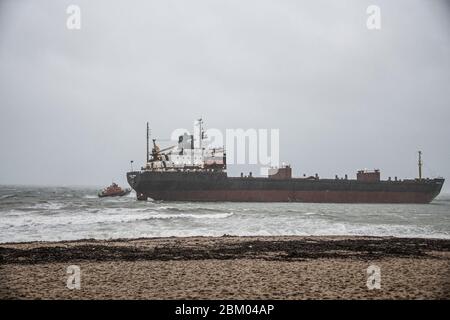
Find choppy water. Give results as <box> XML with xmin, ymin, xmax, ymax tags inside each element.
<box><xmin>0</xmin><ymin>185</ymin><xmax>449</xmax><ymax>243</ymax></box>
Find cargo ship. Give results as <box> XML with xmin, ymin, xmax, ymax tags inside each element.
<box><xmin>127</xmin><ymin>120</ymin><xmax>444</xmax><ymax>203</ymax></box>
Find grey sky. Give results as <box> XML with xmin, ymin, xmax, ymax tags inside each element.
<box><xmin>0</xmin><ymin>0</ymin><xmax>449</xmax><ymax>190</ymax></box>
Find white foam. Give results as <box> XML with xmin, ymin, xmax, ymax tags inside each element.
<box><xmin>83</xmin><ymin>195</ymin><xmax>98</xmax><ymax>199</ymax></box>
<box><xmin>31</xmin><ymin>202</ymin><xmax>65</xmax><ymax>210</ymax></box>
<box><xmin>0</xmin><ymin>194</ymin><xmax>16</xmax><ymax>200</ymax></box>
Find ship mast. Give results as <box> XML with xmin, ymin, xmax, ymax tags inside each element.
<box><xmin>146</xmin><ymin>122</ymin><xmax>150</xmax><ymax>163</ymax></box>
<box><xmin>198</xmin><ymin>118</ymin><xmax>204</xmax><ymax>162</ymax></box>
<box><xmin>198</xmin><ymin>118</ymin><xmax>203</xmax><ymax>151</ymax></box>
<box><xmin>418</xmin><ymin>150</ymin><xmax>423</xmax><ymax>180</ymax></box>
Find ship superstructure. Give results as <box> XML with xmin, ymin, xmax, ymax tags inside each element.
<box><xmin>142</xmin><ymin>119</ymin><xmax>226</xmax><ymax>173</ymax></box>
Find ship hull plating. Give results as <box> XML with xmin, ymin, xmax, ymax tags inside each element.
<box><xmin>127</xmin><ymin>171</ymin><xmax>444</xmax><ymax>204</ymax></box>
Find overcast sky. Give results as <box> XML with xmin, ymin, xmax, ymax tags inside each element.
<box><xmin>0</xmin><ymin>0</ymin><xmax>449</xmax><ymax>190</ymax></box>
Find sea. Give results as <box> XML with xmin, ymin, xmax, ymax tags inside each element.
<box><xmin>1</xmin><ymin>185</ymin><xmax>449</xmax><ymax>243</ymax></box>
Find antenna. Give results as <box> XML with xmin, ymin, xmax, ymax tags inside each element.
<box><xmin>418</xmin><ymin>150</ymin><xmax>423</xmax><ymax>180</ymax></box>
<box><xmin>146</xmin><ymin>122</ymin><xmax>150</xmax><ymax>163</ymax></box>
<box><xmin>198</xmin><ymin>117</ymin><xmax>203</xmax><ymax>151</ymax></box>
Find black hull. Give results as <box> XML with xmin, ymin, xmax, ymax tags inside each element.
<box><xmin>126</xmin><ymin>171</ymin><xmax>444</xmax><ymax>203</ymax></box>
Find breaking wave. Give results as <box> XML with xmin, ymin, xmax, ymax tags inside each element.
<box><xmin>141</xmin><ymin>212</ymin><xmax>234</xmax><ymax>220</ymax></box>
<box><xmin>0</xmin><ymin>194</ymin><xmax>16</xmax><ymax>200</ymax></box>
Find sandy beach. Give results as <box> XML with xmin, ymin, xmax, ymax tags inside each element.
<box><xmin>1</xmin><ymin>236</ymin><xmax>449</xmax><ymax>299</ymax></box>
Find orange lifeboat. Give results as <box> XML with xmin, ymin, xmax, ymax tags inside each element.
<box><xmin>98</xmin><ymin>183</ymin><xmax>131</xmax><ymax>198</ymax></box>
